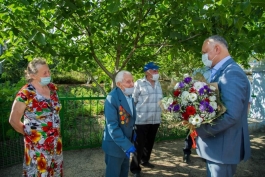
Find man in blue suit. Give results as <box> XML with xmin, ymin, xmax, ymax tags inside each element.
<box><xmin>102</xmin><ymin>70</ymin><xmax>136</xmax><ymax>177</ymax></box>
<box><xmin>196</xmin><ymin>35</ymin><xmax>251</xmax><ymax>177</ymax></box>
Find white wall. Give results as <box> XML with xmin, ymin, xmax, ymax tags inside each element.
<box><xmin>248</xmin><ymin>71</ymin><xmax>265</xmax><ymax>132</ymax></box>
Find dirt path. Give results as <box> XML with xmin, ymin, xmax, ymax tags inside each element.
<box><xmin>1</xmin><ymin>131</ymin><xmax>264</xmax><ymax>177</ymax></box>
<box><xmin>132</xmin><ymin>131</ymin><xmax>265</xmax><ymax>177</ymax></box>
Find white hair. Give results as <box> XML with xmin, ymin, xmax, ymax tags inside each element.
<box><xmin>115</xmin><ymin>70</ymin><xmax>132</xmax><ymax>84</ymax></box>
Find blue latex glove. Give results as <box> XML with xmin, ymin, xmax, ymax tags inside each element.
<box><xmin>125</xmin><ymin>146</ymin><xmax>136</xmax><ymax>158</ymax></box>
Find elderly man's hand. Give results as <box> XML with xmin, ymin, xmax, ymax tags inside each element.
<box><xmin>125</xmin><ymin>146</ymin><xmax>136</xmax><ymax>158</ymax></box>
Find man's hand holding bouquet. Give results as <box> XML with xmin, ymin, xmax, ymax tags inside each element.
<box><xmin>160</xmin><ymin>73</ymin><xmax>226</xmax><ymax>148</ymax></box>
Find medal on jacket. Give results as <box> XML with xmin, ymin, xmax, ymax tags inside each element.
<box><xmin>119</xmin><ymin>106</ymin><xmax>130</xmax><ymax>126</ymax></box>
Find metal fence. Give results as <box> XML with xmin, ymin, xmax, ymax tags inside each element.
<box><xmin>0</xmin><ymin>106</ymin><xmax>24</xmax><ymax>168</ymax></box>
<box><xmin>0</xmin><ymin>95</ymin><xmax>185</xmax><ymax>168</ymax></box>
<box><xmin>60</xmin><ymin>95</ymin><xmax>106</xmax><ymax>150</ymax></box>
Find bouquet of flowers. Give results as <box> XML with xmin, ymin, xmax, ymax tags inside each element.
<box><xmin>160</xmin><ymin>73</ymin><xmax>226</xmax><ymax>145</ymax></box>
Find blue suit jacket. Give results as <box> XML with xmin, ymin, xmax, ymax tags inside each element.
<box><xmin>196</xmin><ymin>58</ymin><xmax>251</xmax><ymax>164</ymax></box>
<box><xmin>102</xmin><ymin>87</ymin><xmax>136</xmax><ymax>158</ymax></box>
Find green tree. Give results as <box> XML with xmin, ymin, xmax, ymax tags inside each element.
<box><xmin>0</xmin><ymin>0</ymin><xmax>264</xmax><ymax>91</ymax></box>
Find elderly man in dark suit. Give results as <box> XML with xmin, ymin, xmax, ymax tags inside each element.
<box><xmin>102</xmin><ymin>70</ymin><xmax>136</xmax><ymax>177</ymax></box>
<box><xmin>196</xmin><ymin>35</ymin><xmax>251</xmax><ymax>177</ymax></box>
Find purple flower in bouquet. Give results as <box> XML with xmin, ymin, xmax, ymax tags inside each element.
<box><xmin>199</xmin><ymin>100</ymin><xmax>209</xmax><ymax>111</ymax></box>
<box><xmin>173</xmin><ymin>104</ymin><xmax>180</xmax><ymax>112</ymax></box>
<box><xmin>162</xmin><ymin>74</ymin><xmax>226</xmax><ymax>130</ymax></box>
<box><xmin>207</xmin><ymin>105</ymin><xmax>214</xmax><ymax>113</ymax></box>
<box><xmin>184</xmin><ymin>77</ymin><xmax>192</xmax><ymax>84</ymax></box>
<box><xmin>198</xmin><ymin>85</ymin><xmax>211</xmax><ymax>95</ymax></box>
<box><xmin>199</xmin><ymin>88</ymin><xmax>205</xmax><ymax>95</ymax></box>
<box><xmin>168</xmin><ymin>104</ymin><xmax>174</xmax><ymax>112</ymax></box>
<box><xmin>199</xmin><ymin>100</ymin><xmax>215</xmax><ymax>113</ymax></box>
<box><xmin>179</xmin><ymin>82</ymin><xmax>185</xmax><ymax>88</ymax></box>
<box><xmin>168</xmin><ymin>103</ymin><xmax>180</xmax><ymax>112</ymax></box>
<box><xmin>204</xmin><ymin>85</ymin><xmax>211</xmax><ymax>93</ymax></box>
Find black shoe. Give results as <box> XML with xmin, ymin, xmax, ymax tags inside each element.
<box><xmin>133</xmin><ymin>173</ymin><xmax>141</xmax><ymax>177</ymax></box>
<box><xmin>141</xmin><ymin>162</ymin><xmax>155</xmax><ymax>168</ymax></box>
<box><xmin>183</xmin><ymin>154</ymin><xmax>190</xmax><ymax>163</ymax></box>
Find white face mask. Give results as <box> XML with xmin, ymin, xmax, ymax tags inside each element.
<box><xmin>148</xmin><ymin>71</ymin><xmax>159</xmax><ymax>81</ymax></box>
<box><xmin>202</xmin><ymin>53</ymin><xmax>212</xmax><ymax>67</ymax></box>
<box><xmin>202</xmin><ymin>53</ymin><xmax>217</xmax><ymax>68</ymax></box>
<box><xmin>152</xmin><ymin>74</ymin><xmax>160</xmax><ymax>81</ymax></box>
<box><xmin>123</xmin><ymin>86</ymin><xmax>134</xmax><ymax>95</ymax></box>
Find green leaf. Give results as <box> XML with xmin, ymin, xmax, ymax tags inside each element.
<box><xmin>220</xmin><ymin>0</ymin><xmax>229</xmax><ymax>5</ymax></box>
<box><xmin>241</xmin><ymin>2</ymin><xmax>251</xmax><ymax>15</ymax></box>
<box><xmin>13</xmin><ymin>53</ymin><xmax>22</xmax><ymax>60</ymax></box>
<box><xmin>235</xmin><ymin>18</ymin><xmax>245</xmax><ymax>30</ymax></box>
<box><xmin>251</xmin><ymin>0</ymin><xmax>265</xmax><ymax>8</ymax></box>
<box><xmin>28</xmin><ymin>29</ymin><xmax>38</xmax><ymax>42</ymax></box>
<box><xmin>65</xmin><ymin>0</ymin><xmax>78</xmax><ymax>11</ymax></box>
<box><xmin>251</xmin><ymin>0</ymin><xmax>265</xmax><ymax>3</ymax></box>
<box><xmin>107</xmin><ymin>2</ymin><xmax>120</xmax><ymax>13</ymax></box>
<box><xmin>35</xmin><ymin>32</ymin><xmax>46</xmax><ymax>45</ymax></box>
<box><xmin>244</xmin><ymin>4</ymin><xmax>252</xmax><ymax>15</ymax></box>
<box><xmin>11</xmin><ymin>27</ymin><xmax>20</xmax><ymax>36</ymax></box>
<box><xmin>38</xmin><ymin>20</ymin><xmax>46</xmax><ymax>28</ymax></box>
<box><xmin>21</xmin><ymin>0</ymin><xmax>29</xmax><ymax>6</ymax></box>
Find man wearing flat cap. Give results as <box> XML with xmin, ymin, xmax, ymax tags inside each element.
<box><xmin>130</xmin><ymin>62</ymin><xmax>163</xmax><ymax>177</ymax></box>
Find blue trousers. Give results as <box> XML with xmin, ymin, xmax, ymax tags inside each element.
<box><xmin>206</xmin><ymin>160</ymin><xmax>237</xmax><ymax>177</ymax></box>
<box><xmin>105</xmin><ymin>153</ymin><xmax>130</xmax><ymax>177</ymax></box>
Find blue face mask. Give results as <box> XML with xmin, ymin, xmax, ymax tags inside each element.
<box><xmin>40</xmin><ymin>77</ymin><xmax>51</xmax><ymax>86</ymax></box>
<box><xmin>123</xmin><ymin>86</ymin><xmax>134</xmax><ymax>95</ymax></box>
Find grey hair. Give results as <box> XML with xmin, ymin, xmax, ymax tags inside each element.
<box><xmin>115</xmin><ymin>70</ymin><xmax>132</xmax><ymax>84</ymax></box>
<box><xmin>205</xmin><ymin>35</ymin><xmax>228</xmax><ymax>49</ymax></box>
<box><xmin>25</xmin><ymin>57</ymin><xmax>47</xmax><ymax>82</ymax></box>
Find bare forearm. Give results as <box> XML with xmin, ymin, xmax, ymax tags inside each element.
<box><xmin>9</xmin><ymin>100</ymin><xmax>27</xmax><ymax>135</ymax></box>
<box><xmin>9</xmin><ymin>119</ymin><xmax>25</xmax><ymax>135</ymax></box>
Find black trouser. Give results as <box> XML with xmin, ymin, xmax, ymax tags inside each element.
<box><xmin>183</xmin><ymin>131</ymin><xmax>193</xmax><ymax>155</ymax></box>
<box><xmin>130</xmin><ymin>124</ymin><xmax>160</xmax><ymax>174</ymax></box>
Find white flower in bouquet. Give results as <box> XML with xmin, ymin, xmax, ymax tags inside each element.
<box><xmin>208</xmin><ymin>111</ymin><xmax>216</xmax><ymax>119</ymax></box>
<box><xmin>181</xmin><ymin>91</ymin><xmax>189</xmax><ymax>106</ymax></box>
<box><xmin>193</xmin><ymin>81</ymin><xmax>206</xmax><ymax>91</ymax></box>
<box><xmin>209</xmin><ymin>95</ymin><xmax>216</xmax><ymax>102</ymax></box>
<box><xmin>189</xmin><ymin>114</ymin><xmax>203</xmax><ymax>126</ymax></box>
<box><xmin>189</xmin><ymin>116</ymin><xmax>194</xmax><ymax>124</ymax></box>
<box><xmin>181</xmin><ymin>91</ymin><xmax>189</xmax><ymax>100</ymax></box>
<box><xmin>162</xmin><ymin>74</ymin><xmax>226</xmax><ymax>132</ymax></box>
<box><xmin>210</xmin><ymin>101</ymin><xmax>217</xmax><ymax>110</ymax></box>
<box><xmin>167</xmin><ymin>97</ymin><xmax>173</xmax><ymax>104</ymax></box>
<box><xmin>188</xmin><ymin>93</ymin><xmax>198</xmax><ymax>102</ymax></box>
<box><xmin>161</xmin><ymin>73</ymin><xmax>227</xmax><ymax>149</ymax></box>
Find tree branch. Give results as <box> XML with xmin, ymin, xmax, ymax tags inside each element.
<box><xmin>70</xmin><ymin>12</ymin><xmax>114</xmax><ymax>79</ymax></box>
<box><xmin>119</xmin><ymin>32</ymin><xmax>142</xmax><ymax>71</ymax></box>
<box><xmin>43</xmin><ymin>17</ymin><xmax>69</xmax><ymax>34</ymax></box>
<box><xmin>178</xmin><ymin>33</ymin><xmax>202</xmax><ymax>43</ymax></box>
<box><xmin>84</xmin><ymin>66</ymin><xmax>106</xmax><ymax>95</ymax></box>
